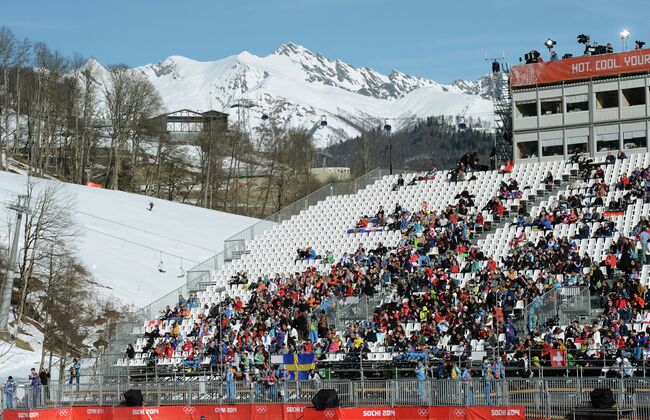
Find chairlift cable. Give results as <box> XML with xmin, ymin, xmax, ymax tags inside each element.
<box><xmin>81</xmin><ymin>225</ymin><xmax>200</xmax><ymax>264</ymax></box>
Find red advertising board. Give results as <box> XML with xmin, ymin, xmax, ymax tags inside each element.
<box><xmin>3</xmin><ymin>405</ymin><xmax>525</xmax><ymax>420</ymax></box>
<box><xmin>510</xmin><ymin>48</ymin><xmax>650</xmax><ymax>87</ymax></box>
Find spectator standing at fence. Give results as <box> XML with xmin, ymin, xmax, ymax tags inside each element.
<box><xmin>39</xmin><ymin>368</ymin><xmax>50</xmax><ymax>401</ymax></box>
<box><xmin>481</xmin><ymin>359</ymin><xmax>493</xmax><ymax>406</ymax></box>
<box><xmin>415</xmin><ymin>361</ymin><xmax>427</xmax><ymax>402</ymax></box>
<box><xmin>69</xmin><ymin>358</ymin><xmax>81</xmax><ymax>389</ymax></box>
<box><xmin>263</xmin><ymin>367</ymin><xmax>278</xmax><ymax>399</ymax></box>
<box><xmin>252</xmin><ymin>368</ymin><xmax>262</xmax><ymax>398</ymax></box>
<box><xmin>225</xmin><ymin>365</ymin><xmax>236</xmax><ymax>399</ymax></box>
<box><xmin>4</xmin><ymin>376</ymin><xmax>15</xmax><ymax>409</ymax></box>
<box><xmin>29</xmin><ymin>368</ymin><xmax>41</xmax><ymax>408</ymax></box>
<box><xmin>461</xmin><ymin>364</ymin><xmax>474</xmax><ymax>405</ymax></box>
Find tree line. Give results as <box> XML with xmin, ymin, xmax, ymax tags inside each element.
<box><xmin>324</xmin><ymin>116</ymin><xmax>495</xmax><ymax>176</ymax></box>
<box><xmin>0</xmin><ymin>26</ymin><xmax>322</xmax><ymax>219</ymax></box>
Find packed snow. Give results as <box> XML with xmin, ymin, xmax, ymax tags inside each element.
<box><xmin>0</xmin><ymin>171</ymin><xmax>258</xmax><ymax>306</ymax></box>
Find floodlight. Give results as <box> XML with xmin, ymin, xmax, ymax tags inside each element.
<box><xmin>545</xmin><ymin>38</ymin><xmax>557</xmax><ymax>50</ymax></box>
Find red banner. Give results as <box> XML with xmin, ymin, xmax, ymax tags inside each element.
<box><xmin>3</xmin><ymin>405</ymin><xmax>524</xmax><ymax>420</ymax></box>
<box><xmin>510</xmin><ymin>48</ymin><xmax>650</xmax><ymax>87</ymax></box>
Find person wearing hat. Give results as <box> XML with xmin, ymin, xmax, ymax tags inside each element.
<box><xmin>621</xmin><ymin>358</ymin><xmax>634</xmax><ymax>378</ymax></box>
<box><xmin>4</xmin><ymin>376</ymin><xmax>16</xmax><ymax>409</ymax></box>
<box><xmin>415</xmin><ymin>361</ymin><xmax>427</xmax><ymax>402</ymax></box>
<box><xmin>481</xmin><ymin>358</ymin><xmax>493</xmax><ymax>406</ymax></box>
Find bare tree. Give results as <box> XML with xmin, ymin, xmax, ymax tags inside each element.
<box><xmin>103</xmin><ymin>66</ymin><xmax>160</xmax><ymax>190</ymax></box>
<box><xmin>36</xmin><ymin>251</ymin><xmax>96</xmax><ymax>371</ymax></box>
<box><xmin>12</xmin><ymin>38</ymin><xmax>31</xmax><ymax>158</ymax></box>
<box><xmin>16</xmin><ymin>180</ymin><xmax>78</xmax><ymax>326</ymax></box>
<box><xmin>0</xmin><ymin>26</ymin><xmax>16</xmax><ymax>171</ymax></box>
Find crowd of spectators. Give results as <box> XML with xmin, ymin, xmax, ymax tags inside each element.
<box><xmin>133</xmin><ymin>155</ymin><xmax>650</xmax><ymax>382</ymax></box>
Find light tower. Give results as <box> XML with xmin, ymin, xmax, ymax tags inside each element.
<box><xmin>485</xmin><ymin>51</ymin><xmax>513</xmax><ymax>168</ymax></box>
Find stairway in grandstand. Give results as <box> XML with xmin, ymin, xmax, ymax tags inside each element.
<box><xmin>108</xmin><ymin>151</ymin><xmax>650</xmax><ymax>371</ymax></box>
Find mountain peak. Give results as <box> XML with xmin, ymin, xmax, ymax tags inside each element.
<box><xmin>273</xmin><ymin>42</ymin><xmax>312</xmax><ymax>57</ymax></box>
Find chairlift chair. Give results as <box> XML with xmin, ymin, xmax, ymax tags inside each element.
<box><xmin>177</xmin><ymin>258</ymin><xmax>186</xmax><ymax>278</ymax></box>
<box><xmin>320</xmin><ymin>115</ymin><xmax>328</xmax><ymax>127</ymax></box>
<box><xmin>158</xmin><ymin>252</ymin><xmax>166</xmax><ymax>273</ymax></box>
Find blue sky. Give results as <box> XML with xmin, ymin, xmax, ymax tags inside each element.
<box><xmin>2</xmin><ymin>0</ymin><xmax>647</xmax><ymax>83</ymax></box>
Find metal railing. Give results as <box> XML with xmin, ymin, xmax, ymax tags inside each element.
<box><xmin>558</xmin><ymin>287</ymin><xmax>592</xmax><ymax>326</ymax></box>
<box><xmin>518</xmin><ymin>286</ymin><xmax>591</xmax><ymax>336</ymax></box>
<box><xmin>94</xmin><ymin>348</ymin><xmax>650</xmax><ymax>392</ymax></box>
<box><xmin>2</xmin><ymin>378</ymin><xmax>645</xmax><ymax>419</ymax></box>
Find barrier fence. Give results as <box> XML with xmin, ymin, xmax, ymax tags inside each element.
<box><xmin>3</xmin><ymin>405</ymin><xmax>529</xmax><ymax>420</ymax></box>
<box><xmin>1</xmin><ymin>378</ymin><xmax>645</xmax><ymax>419</ymax></box>
<box><xmin>98</xmin><ymin>347</ymin><xmax>650</xmax><ymax>381</ymax></box>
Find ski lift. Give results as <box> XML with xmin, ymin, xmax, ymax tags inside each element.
<box><xmin>320</xmin><ymin>115</ymin><xmax>328</xmax><ymax>127</ymax></box>
<box><xmin>157</xmin><ymin>252</ymin><xmax>166</xmax><ymax>273</ymax></box>
<box><xmin>177</xmin><ymin>258</ymin><xmax>186</xmax><ymax>278</ymax></box>
<box><xmin>458</xmin><ymin>117</ymin><xmax>467</xmax><ymax>131</ymax></box>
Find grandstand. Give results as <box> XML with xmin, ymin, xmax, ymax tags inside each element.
<box><xmin>4</xmin><ymin>150</ymin><xmax>649</xmax><ymax>419</ymax></box>
<box><xmin>114</xmin><ymin>149</ymin><xmax>648</xmax><ymax>369</ymax></box>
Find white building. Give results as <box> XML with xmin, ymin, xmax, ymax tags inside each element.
<box><xmin>510</xmin><ymin>48</ymin><xmax>650</xmax><ymax>161</ymax></box>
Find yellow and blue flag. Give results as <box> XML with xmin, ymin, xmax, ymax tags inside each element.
<box><xmin>283</xmin><ymin>353</ymin><xmax>315</xmax><ymax>380</ymax></box>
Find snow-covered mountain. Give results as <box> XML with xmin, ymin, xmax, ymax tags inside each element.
<box><xmin>93</xmin><ymin>43</ymin><xmax>493</xmax><ymax>147</ymax></box>
<box><xmin>450</xmin><ymin>74</ymin><xmax>495</xmax><ymax>100</ymax></box>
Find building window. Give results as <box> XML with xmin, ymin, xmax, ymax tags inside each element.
<box><xmin>596</xmin><ymin>132</ymin><xmax>619</xmax><ymax>151</ymax></box>
<box><xmin>566</xmin><ymin>94</ymin><xmax>589</xmax><ymax>113</ymax></box>
<box><xmin>595</xmin><ymin>90</ymin><xmax>619</xmax><ymax>109</ymax></box>
<box><xmin>540</xmin><ymin>98</ymin><xmax>562</xmax><ymax>115</ymax></box>
<box><xmin>622</xmin><ymin>87</ymin><xmax>645</xmax><ymax>106</ymax></box>
<box><xmin>567</xmin><ymin>136</ymin><xmax>589</xmax><ymax>155</ymax></box>
<box><xmin>623</xmin><ymin>130</ymin><xmax>647</xmax><ymax>149</ymax></box>
<box><xmin>515</xmin><ymin>100</ymin><xmax>537</xmax><ymax>118</ymax></box>
<box><xmin>517</xmin><ymin>141</ymin><xmax>538</xmax><ymax>159</ymax></box>
<box><xmin>542</xmin><ymin>143</ymin><xmax>564</xmax><ymax>157</ymax></box>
